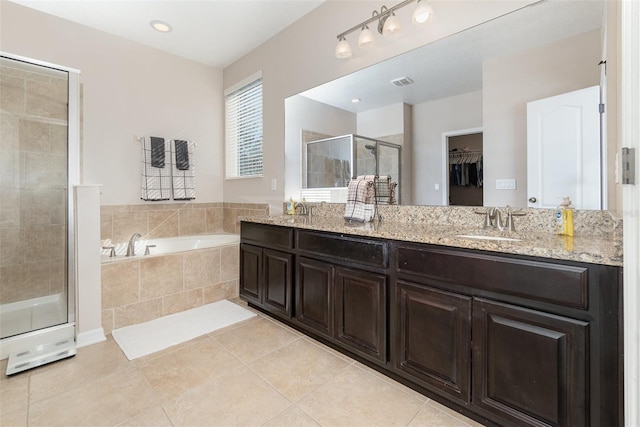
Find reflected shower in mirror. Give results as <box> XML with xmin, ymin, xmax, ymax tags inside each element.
<box><xmin>302</xmin><ymin>133</ymin><xmax>401</xmax><ymax>203</ymax></box>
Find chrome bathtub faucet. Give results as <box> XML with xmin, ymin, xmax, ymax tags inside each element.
<box><xmin>126</xmin><ymin>233</ymin><xmax>142</xmax><ymax>256</ymax></box>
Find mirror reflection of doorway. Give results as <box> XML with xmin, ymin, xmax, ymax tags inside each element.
<box><xmin>446</xmin><ymin>132</ymin><xmax>483</xmax><ymax>206</ymax></box>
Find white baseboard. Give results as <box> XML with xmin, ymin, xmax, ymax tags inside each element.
<box><xmin>76</xmin><ymin>328</ymin><xmax>106</xmax><ymax>348</ymax></box>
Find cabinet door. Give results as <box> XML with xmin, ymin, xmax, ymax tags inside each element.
<box><xmin>239</xmin><ymin>243</ymin><xmax>262</xmax><ymax>305</ymax></box>
<box><xmin>263</xmin><ymin>249</ymin><xmax>293</xmax><ymax>318</ymax></box>
<box><xmin>394</xmin><ymin>280</ymin><xmax>472</xmax><ymax>403</ymax></box>
<box><xmin>335</xmin><ymin>267</ymin><xmax>387</xmax><ymax>363</ymax></box>
<box><xmin>472</xmin><ymin>298</ymin><xmax>588</xmax><ymax>427</ymax></box>
<box><xmin>295</xmin><ymin>257</ymin><xmax>334</xmax><ymax>339</ymax></box>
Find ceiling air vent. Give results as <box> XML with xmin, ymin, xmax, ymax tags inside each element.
<box><xmin>390</xmin><ymin>76</ymin><xmax>414</xmax><ymax>87</ymax></box>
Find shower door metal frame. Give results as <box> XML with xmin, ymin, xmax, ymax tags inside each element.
<box><xmin>0</xmin><ymin>52</ymin><xmax>80</xmax><ymax>353</ymax></box>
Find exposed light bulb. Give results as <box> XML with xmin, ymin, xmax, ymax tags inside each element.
<box><xmin>358</xmin><ymin>26</ymin><xmax>375</xmax><ymax>47</ymax></box>
<box><xmin>382</xmin><ymin>13</ymin><xmax>402</xmax><ymax>36</ymax></box>
<box><xmin>412</xmin><ymin>0</ymin><xmax>433</xmax><ymax>24</ymax></box>
<box><xmin>335</xmin><ymin>37</ymin><xmax>353</xmax><ymax>59</ymax></box>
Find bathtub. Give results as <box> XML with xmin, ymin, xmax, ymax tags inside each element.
<box><xmin>101</xmin><ymin>233</ymin><xmax>240</xmax><ymax>262</ymax></box>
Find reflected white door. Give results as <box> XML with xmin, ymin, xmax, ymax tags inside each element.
<box><xmin>526</xmin><ymin>86</ymin><xmax>601</xmax><ymax>209</ymax></box>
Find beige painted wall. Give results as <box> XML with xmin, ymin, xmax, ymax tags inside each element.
<box><xmin>482</xmin><ymin>29</ymin><xmax>602</xmax><ymax>208</ymax></box>
<box><xmin>412</xmin><ymin>90</ymin><xmax>483</xmax><ymax>205</ymax></box>
<box><xmin>223</xmin><ymin>0</ymin><xmax>535</xmax><ymax>213</ymax></box>
<box><xmin>1</xmin><ymin>1</ymin><xmax>224</xmax><ymax>205</ymax></box>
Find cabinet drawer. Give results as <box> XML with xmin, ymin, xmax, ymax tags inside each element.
<box><xmin>241</xmin><ymin>222</ymin><xmax>293</xmax><ymax>250</ymax></box>
<box><xmin>396</xmin><ymin>245</ymin><xmax>588</xmax><ymax>309</ymax></box>
<box><xmin>297</xmin><ymin>230</ymin><xmax>388</xmax><ymax>268</ymax></box>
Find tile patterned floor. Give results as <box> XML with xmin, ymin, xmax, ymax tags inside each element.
<box><xmin>0</xmin><ymin>301</ymin><xmax>485</xmax><ymax>427</ymax></box>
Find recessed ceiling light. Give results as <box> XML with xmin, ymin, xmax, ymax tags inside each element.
<box><xmin>351</xmin><ymin>98</ymin><xmax>361</xmax><ymax>103</ymax></box>
<box><xmin>150</xmin><ymin>20</ymin><xmax>172</xmax><ymax>33</ymax></box>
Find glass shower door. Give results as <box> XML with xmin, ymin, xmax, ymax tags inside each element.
<box><xmin>0</xmin><ymin>56</ymin><xmax>70</xmax><ymax>340</ymax></box>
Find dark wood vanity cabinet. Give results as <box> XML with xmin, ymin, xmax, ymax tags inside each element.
<box><xmin>295</xmin><ymin>256</ymin><xmax>334</xmax><ymax>339</ymax></box>
<box><xmin>393</xmin><ymin>242</ymin><xmax>621</xmax><ymax>427</ymax></box>
<box><xmin>239</xmin><ymin>243</ymin><xmax>262</xmax><ymax>304</ymax></box>
<box><xmin>295</xmin><ymin>231</ymin><xmax>388</xmax><ymax>364</ymax></box>
<box><xmin>334</xmin><ymin>266</ymin><xmax>387</xmax><ymax>363</ymax></box>
<box><xmin>472</xmin><ymin>298</ymin><xmax>588</xmax><ymax>427</ymax></box>
<box><xmin>394</xmin><ymin>280</ymin><xmax>472</xmax><ymax>404</ymax></box>
<box><xmin>239</xmin><ymin>223</ymin><xmax>294</xmax><ymax>319</ymax></box>
<box><xmin>240</xmin><ymin>222</ymin><xmax>621</xmax><ymax>427</ymax></box>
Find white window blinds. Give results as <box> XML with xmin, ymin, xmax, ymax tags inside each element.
<box><xmin>225</xmin><ymin>76</ymin><xmax>263</xmax><ymax>178</ymax></box>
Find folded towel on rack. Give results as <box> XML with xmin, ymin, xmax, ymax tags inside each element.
<box><xmin>174</xmin><ymin>140</ymin><xmax>190</xmax><ymax>170</ymax></box>
<box><xmin>375</xmin><ymin>175</ymin><xmax>398</xmax><ymax>205</ymax></box>
<box><xmin>150</xmin><ymin>136</ymin><xmax>166</xmax><ymax>168</ymax></box>
<box><xmin>344</xmin><ymin>178</ymin><xmax>375</xmax><ymax>222</ymax></box>
<box><xmin>141</xmin><ymin>137</ymin><xmax>171</xmax><ymax>201</ymax></box>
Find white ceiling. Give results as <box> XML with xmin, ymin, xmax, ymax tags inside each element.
<box><xmin>299</xmin><ymin>0</ymin><xmax>604</xmax><ymax>113</ymax></box>
<box><xmin>9</xmin><ymin>0</ymin><xmax>326</xmax><ymax>68</ymax></box>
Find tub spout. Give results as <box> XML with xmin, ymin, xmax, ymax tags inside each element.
<box><xmin>126</xmin><ymin>233</ymin><xmax>142</xmax><ymax>257</ymax></box>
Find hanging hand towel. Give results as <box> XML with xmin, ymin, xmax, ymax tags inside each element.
<box><xmin>174</xmin><ymin>140</ymin><xmax>190</xmax><ymax>170</ymax></box>
<box><xmin>150</xmin><ymin>136</ymin><xmax>166</xmax><ymax>168</ymax></box>
<box><xmin>141</xmin><ymin>137</ymin><xmax>171</xmax><ymax>201</ymax></box>
<box><xmin>344</xmin><ymin>178</ymin><xmax>375</xmax><ymax>222</ymax></box>
<box><xmin>171</xmin><ymin>139</ymin><xmax>196</xmax><ymax>200</ymax></box>
<box><xmin>374</xmin><ymin>175</ymin><xmax>394</xmax><ymax>205</ymax></box>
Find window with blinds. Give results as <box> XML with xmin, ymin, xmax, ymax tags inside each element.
<box><xmin>225</xmin><ymin>74</ymin><xmax>263</xmax><ymax>178</ymax></box>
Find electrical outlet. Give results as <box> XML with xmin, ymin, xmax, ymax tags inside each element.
<box><xmin>271</xmin><ymin>178</ymin><xmax>277</xmax><ymax>191</ymax></box>
<box><xmin>434</xmin><ymin>183</ymin><xmax>440</xmax><ymax>190</ymax></box>
<box><xmin>496</xmin><ymin>179</ymin><xmax>516</xmax><ymax>190</ymax></box>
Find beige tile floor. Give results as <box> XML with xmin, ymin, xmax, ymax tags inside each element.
<box><xmin>0</xmin><ymin>301</ymin><xmax>485</xmax><ymax>427</ymax></box>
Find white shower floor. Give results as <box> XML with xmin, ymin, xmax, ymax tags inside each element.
<box><xmin>0</xmin><ymin>294</ymin><xmax>67</xmax><ymax>339</ymax></box>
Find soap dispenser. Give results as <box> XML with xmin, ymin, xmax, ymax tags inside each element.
<box><xmin>286</xmin><ymin>196</ymin><xmax>296</xmax><ymax>215</ymax></box>
<box><xmin>555</xmin><ymin>197</ymin><xmax>574</xmax><ymax>236</ymax></box>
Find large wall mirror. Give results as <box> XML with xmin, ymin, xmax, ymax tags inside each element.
<box><xmin>285</xmin><ymin>0</ymin><xmax>613</xmax><ymax>210</ymax></box>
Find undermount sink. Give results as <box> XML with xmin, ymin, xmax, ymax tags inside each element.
<box><xmin>455</xmin><ymin>234</ymin><xmax>523</xmax><ymax>242</ymax></box>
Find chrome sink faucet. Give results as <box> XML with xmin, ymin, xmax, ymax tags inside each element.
<box><xmin>489</xmin><ymin>207</ymin><xmax>505</xmax><ymax>231</ymax></box>
<box><xmin>126</xmin><ymin>233</ymin><xmax>142</xmax><ymax>256</ymax></box>
<box><xmin>295</xmin><ymin>202</ymin><xmax>309</xmax><ymax>216</ymax></box>
<box><xmin>475</xmin><ymin>207</ymin><xmax>504</xmax><ymax>230</ymax></box>
<box><xmin>476</xmin><ymin>206</ymin><xmax>526</xmax><ymax>231</ymax></box>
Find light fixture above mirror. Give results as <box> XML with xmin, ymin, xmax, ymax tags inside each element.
<box><xmin>335</xmin><ymin>0</ymin><xmax>432</xmax><ymax>59</ymax></box>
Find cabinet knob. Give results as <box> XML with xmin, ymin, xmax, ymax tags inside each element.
<box><xmin>528</xmin><ymin>197</ymin><xmax>537</xmax><ymax>203</ymax></box>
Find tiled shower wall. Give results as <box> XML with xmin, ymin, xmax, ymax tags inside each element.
<box><xmin>0</xmin><ymin>61</ymin><xmax>68</xmax><ymax>305</ymax></box>
<box><xmin>99</xmin><ymin>202</ymin><xmax>268</xmax><ymax>333</ymax></box>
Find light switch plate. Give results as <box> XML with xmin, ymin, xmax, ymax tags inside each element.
<box><xmin>496</xmin><ymin>179</ymin><xmax>516</xmax><ymax>190</ymax></box>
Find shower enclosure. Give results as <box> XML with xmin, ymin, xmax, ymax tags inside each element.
<box><xmin>0</xmin><ymin>53</ymin><xmax>79</xmax><ymax>373</ymax></box>
<box><xmin>303</xmin><ymin>134</ymin><xmax>401</xmax><ymax>202</ymax></box>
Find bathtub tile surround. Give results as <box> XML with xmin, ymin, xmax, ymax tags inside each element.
<box><xmin>140</xmin><ymin>254</ymin><xmax>184</xmax><ymax>301</ymax></box>
<box><xmin>101</xmin><ymin>202</ymin><xmax>268</xmax><ymax>241</ymax></box>
<box><xmin>101</xmin><ymin>244</ymin><xmax>240</xmax><ymax>335</ymax></box>
<box><xmin>99</xmin><ymin>201</ymin><xmax>265</xmax><ymax>334</ymax></box>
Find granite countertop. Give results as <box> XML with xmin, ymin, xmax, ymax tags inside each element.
<box><xmin>242</xmin><ymin>214</ymin><xmax>623</xmax><ymax>267</ymax></box>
